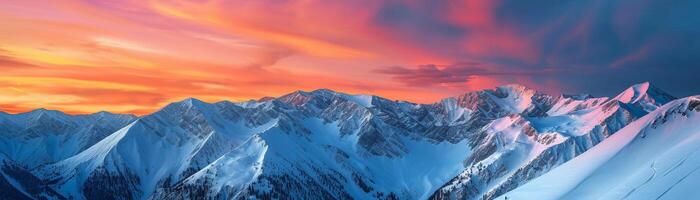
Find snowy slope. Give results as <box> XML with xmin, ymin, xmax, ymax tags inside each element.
<box><xmin>497</xmin><ymin>96</ymin><xmax>700</xmax><ymax>200</ymax></box>
<box><xmin>36</xmin><ymin>99</ymin><xmax>278</xmax><ymax>200</ymax></box>
<box><xmin>2</xmin><ymin>82</ymin><xmax>693</xmax><ymax>200</ymax></box>
<box><xmin>0</xmin><ymin>110</ymin><xmax>136</xmax><ymax>168</ymax></box>
<box><xmin>0</xmin><ymin>154</ymin><xmax>66</xmax><ymax>200</ymax></box>
<box><xmin>153</xmin><ymin>91</ymin><xmax>476</xmax><ymax>200</ymax></box>
<box><xmin>431</xmin><ymin>82</ymin><xmax>674</xmax><ymax>200</ymax></box>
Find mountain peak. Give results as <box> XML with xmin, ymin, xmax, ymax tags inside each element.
<box><xmin>448</xmin><ymin>84</ymin><xmax>540</xmax><ymax>114</ymax></box>
<box><xmin>453</xmin><ymin>84</ymin><xmax>536</xmax><ymax>98</ymax></box>
<box><xmin>493</xmin><ymin>84</ymin><xmax>536</xmax><ymax>98</ymax></box>
<box><xmin>281</xmin><ymin>89</ymin><xmax>333</xmax><ymax>99</ymax></box>
<box><xmin>258</xmin><ymin>96</ymin><xmax>275</xmax><ymax>101</ymax></box>
<box><xmin>28</xmin><ymin>108</ymin><xmax>60</xmax><ymax>114</ymax></box>
<box><xmin>278</xmin><ymin>88</ymin><xmax>375</xmax><ymax>107</ymax></box>
<box><xmin>159</xmin><ymin>98</ymin><xmax>213</xmax><ymax>114</ymax></box>
<box><xmin>24</xmin><ymin>108</ymin><xmax>66</xmax><ymax>119</ymax></box>
<box><xmin>614</xmin><ymin>81</ymin><xmax>672</xmax><ymax>104</ymax></box>
<box><xmin>637</xmin><ymin>81</ymin><xmax>651</xmax><ymax>89</ymax></box>
<box><xmin>295</xmin><ymin>88</ymin><xmax>348</xmax><ymax>98</ymax></box>
<box><xmin>32</xmin><ymin>108</ymin><xmax>48</xmax><ymax>112</ymax></box>
<box><xmin>310</xmin><ymin>88</ymin><xmax>336</xmax><ymax>95</ymax></box>
<box><xmin>178</xmin><ymin>97</ymin><xmax>211</xmax><ymax>107</ymax></box>
<box><xmin>610</xmin><ymin>81</ymin><xmax>675</xmax><ymax>115</ymax></box>
<box><xmin>181</xmin><ymin>97</ymin><xmax>205</xmax><ymax>103</ymax></box>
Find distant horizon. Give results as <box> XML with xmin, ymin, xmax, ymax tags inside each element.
<box><xmin>0</xmin><ymin>81</ymin><xmax>675</xmax><ymax>116</ymax></box>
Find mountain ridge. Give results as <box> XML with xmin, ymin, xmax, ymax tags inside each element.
<box><xmin>0</xmin><ymin>81</ymin><xmax>693</xmax><ymax>200</ymax></box>
<box><xmin>3</xmin><ymin>82</ymin><xmax>664</xmax><ymax>117</ymax></box>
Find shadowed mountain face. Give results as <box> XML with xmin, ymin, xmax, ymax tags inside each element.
<box><xmin>2</xmin><ymin>82</ymin><xmax>694</xmax><ymax>200</ymax></box>
<box><xmin>0</xmin><ymin>110</ymin><xmax>136</xmax><ymax>168</ymax></box>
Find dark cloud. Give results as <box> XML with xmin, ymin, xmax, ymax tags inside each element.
<box><xmin>374</xmin><ymin>1</ymin><xmax>465</xmax><ymax>39</ymax></box>
<box><xmin>372</xmin><ymin>1</ymin><xmax>468</xmax><ymax>58</ymax></box>
<box><xmin>372</xmin><ymin>0</ymin><xmax>700</xmax><ymax>97</ymax></box>
<box><xmin>375</xmin><ymin>63</ymin><xmax>565</xmax><ymax>87</ymax></box>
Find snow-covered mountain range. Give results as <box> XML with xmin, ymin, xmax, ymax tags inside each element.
<box><xmin>1</xmin><ymin>82</ymin><xmax>696</xmax><ymax>200</ymax></box>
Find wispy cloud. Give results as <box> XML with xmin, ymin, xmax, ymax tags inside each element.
<box><xmin>0</xmin><ymin>0</ymin><xmax>698</xmax><ymax>114</ymax></box>
<box><xmin>375</xmin><ymin>63</ymin><xmax>565</xmax><ymax>87</ymax></box>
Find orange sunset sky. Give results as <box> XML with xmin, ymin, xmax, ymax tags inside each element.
<box><xmin>2</xmin><ymin>0</ymin><xmax>698</xmax><ymax>115</ymax></box>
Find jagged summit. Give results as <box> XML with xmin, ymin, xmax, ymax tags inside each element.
<box><xmin>451</xmin><ymin>84</ymin><xmax>536</xmax><ymax>98</ymax></box>
<box><xmin>280</xmin><ymin>88</ymin><xmax>345</xmax><ymax>97</ymax></box>
<box><xmin>282</xmin><ymin>88</ymin><xmax>373</xmax><ymax>98</ymax></box>
<box><xmin>613</xmin><ymin>81</ymin><xmax>673</xmax><ymax>103</ymax></box>
<box><xmin>612</xmin><ymin>81</ymin><xmax>675</xmax><ymax>114</ymax></box>
<box><xmin>614</xmin><ymin>81</ymin><xmax>652</xmax><ymax>103</ymax></box>
<box><xmin>158</xmin><ymin>97</ymin><xmax>216</xmax><ymax>114</ymax></box>
<box><xmin>23</xmin><ymin>108</ymin><xmax>66</xmax><ymax>117</ymax></box>
<box><xmin>176</xmin><ymin>97</ymin><xmax>209</xmax><ymax>106</ymax></box>
<box><xmin>444</xmin><ymin>84</ymin><xmax>544</xmax><ymax>116</ymax></box>
<box><xmin>277</xmin><ymin>88</ymin><xmax>376</xmax><ymax>108</ymax></box>
<box><xmin>257</xmin><ymin>96</ymin><xmax>275</xmax><ymax>101</ymax></box>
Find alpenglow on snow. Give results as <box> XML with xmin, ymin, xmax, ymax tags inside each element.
<box><xmin>2</xmin><ymin>82</ymin><xmax>699</xmax><ymax>200</ymax></box>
